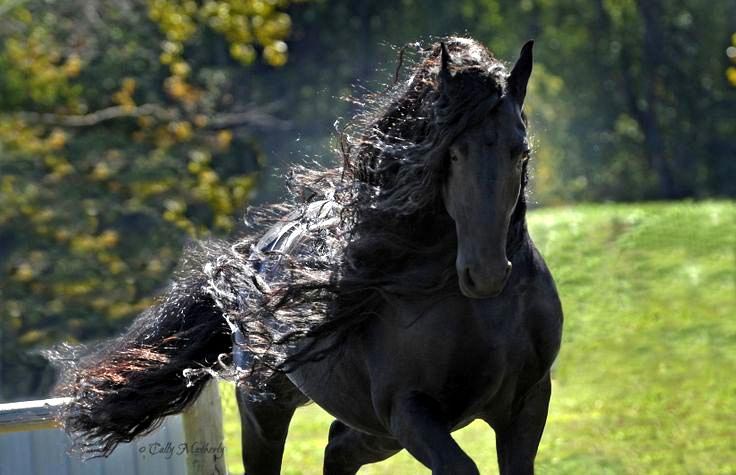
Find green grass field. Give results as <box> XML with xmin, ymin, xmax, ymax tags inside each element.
<box><xmin>218</xmin><ymin>201</ymin><xmax>736</xmax><ymax>474</ymax></box>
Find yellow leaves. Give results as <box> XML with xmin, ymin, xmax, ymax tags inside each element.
<box><xmin>216</xmin><ymin>129</ymin><xmax>233</xmax><ymax>149</ymax></box>
<box><xmin>98</xmin><ymin>253</ymin><xmax>127</xmax><ymax>274</ymax></box>
<box><xmin>214</xmin><ymin>215</ymin><xmax>234</xmax><ymax>230</ymax></box>
<box><xmin>0</xmin><ymin>3</ymin><xmax>272</xmax><ymax>351</ymax></box>
<box><xmin>164</xmin><ymin>198</ymin><xmax>187</xmax><ymax>214</ymax></box>
<box><xmin>14</xmin><ymin>263</ymin><xmax>35</xmax><ymax>282</ymax></box>
<box><xmin>165</xmin><ymin>75</ymin><xmax>187</xmax><ymax>98</ymax></box>
<box><xmin>727</xmin><ymin>66</ymin><xmax>736</xmax><ymax>87</ymax></box>
<box><xmin>122</xmin><ymin>77</ymin><xmax>137</xmax><ymax>93</ymax></box>
<box><xmin>164</xmin><ymin>76</ymin><xmax>201</xmax><ymax>105</ymax></box>
<box><xmin>170</xmin><ymin>120</ymin><xmax>193</xmax><ymax>140</ymax></box>
<box><xmin>264</xmin><ymin>12</ymin><xmax>292</xmax><ymax>39</ymax></box>
<box><xmin>131</xmin><ymin>179</ymin><xmax>174</xmax><ymax>197</ymax></box>
<box><xmin>137</xmin><ymin>115</ymin><xmax>155</xmax><ymax>129</ymax></box>
<box><xmin>19</xmin><ymin>330</ymin><xmax>46</xmax><ymax>346</ymax></box>
<box><xmin>0</xmin><ymin>119</ymin><xmax>44</xmax><ymax>155</ymax></box>
<box><xmin>113</xmin><ymin>77</ymin><xmax>137</xmax><ymax>110</ymax></box>
<box><xmin>44</xmin><ymin>155</ymin><xmax>74</xmax><ymax>180</ymax></box>
<box><xmin>163</xmin><ymin>198</ymin><xmax>195</xmax><ymax>234</ymax></box>
<box><xmin>171</xmin><ymin>61</ymin><xmax>191</xmax><ymax>77</ymax></box>
<box><xmin>263</xmin><ymin>40</ymin><xmax>288</xmax><ymax>67</ymax></box>
<box><xmin>148</xmin><ymin>0</ymin><xmax>294</xmax><ymax>68</ymax></box>
<box><xmin>162</xmin><ymin>40</ymin><xmax>183</xmax><ymax>56</ymax></box>
<box><xmin>187</xmin><ymin>161</ymin><xmax>203</xmax><ymax>174</ymax></box>
<box><xmin>1</xmin><ymin>175</ymin><xmax>16</xmax><ymax>195</ymax></box>
<box><xmin>91</xmin><ymin>150</ymin><xmax>123</xmax><ymax>180</ymax></box>
<box><xmin>160</xmin><ymin>51</ymin><xmax>176</xmax><ymax>65</ymax></box>
<box><xmin>52</xmin><ymin>280</ymin><xmax>96</xmax><ymax>297</ymax></box>
<box><xmin>193</xmin><ymin>114</ymin><xmax>209</xmax><ymax>128</ymax></box>
<box><xmin>47</xmin><ymin>128</ymin><xmax>67</xmax><ymax>150</ymax></box>
<box><xmin>30</xmin><ymin>208</ymin><xmax>55</xmax><ymax>225</ymax></box>
<box><xmin>63</xmin><ymin>53</ymin><xmax>82</xmax><ymax>77</ymax></box>
<box><xmin>199</xmin><ymin>169</ymin><xmax>219</xmax><ymax>185</ymax></box>
<box><xmin>230</xmin><ymin>43</ymin><xmax>257</xmax><ymax>64</ymax></box>
<box><xmin>162</xmin><ymin>207</ymin><xmax>197</xmax><ymax>236</ymax></box>
<box><xmin>147</xmin><ymin>0</ymin><xmax>198</xmax><ymax>42</ymax></box>
<box><xmin>54</xmin><ymin>228</ymin><xmax>71</xmax><ymax>242</ymax></box>
<box><xmin>146</xmin><ymin>258</ymin><xmax>164</xmax><ymax>274</ymax></box>
<box><xmin>230</xmin><ymin>174</ymin><xmax>256</xmax><ymax>202</ymax></box>
<box><xmin>70</xmin><ymin>230</ymin><xmax>120</xmax><ymax>254</ymax></box>
<box><xmin>69</xmin><ymin>234</ymin><xmax>98</xmax><ymax>253</ymax></box>
<box><xmin>99</xmin><ymin>230</ymin><xmax>120</xmax><ymax>247</ymax></box>
<box><xmin>91</xmin><ymin>295</ymin><xmax>152</xmax><ymax>321</ymax></box>
<box><xmin>0</xmin><ymin>122</ymin><xmax>69</xmax><ymax>158</ymax></box>
<box><xmin>728</xmin><ymin>34</ymin><xmax>736</xmax><ymax>87</ymax></box>
<box><xmin>106</xmin><ymin>300</ymin><xmax>148</xmax><ymax>320</ymax></box>
<box><xmin>2</xmin><ymin>23</ymin><xmax>83</xmax><ymax>106</ymax></box>
<box><xmin>13</xmin><ymin>251</ymin><xmax>48</xmax><ymax>283</ymax></box>
<box><xmin>91</xmin><ymin>162</ymin><xmax>112</xmax><ymax>180</ymax></box>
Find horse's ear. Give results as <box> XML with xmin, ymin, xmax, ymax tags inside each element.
<box><xmin>508</xmin><ymin>40</ymin><xmax>534</xmax><ymax>107</ymax></box>
<box><xmin>438</xmin><ymin>42</ymin><xmax>452</xmax><ymax>96</ymax></box>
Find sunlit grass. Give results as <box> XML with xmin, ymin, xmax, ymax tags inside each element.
<box><xmin>220</xmin><ymin>201</ymin><xmax>736</xmax><ymax>474</ymax></box>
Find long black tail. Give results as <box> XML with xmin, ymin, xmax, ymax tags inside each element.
<box><xmin>49</xmin><ymin>250</ymin><xmax>232</xmax><ymax>457</ymax></box>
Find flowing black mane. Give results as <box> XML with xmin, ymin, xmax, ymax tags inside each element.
<box><xmin>200</xmin><ymin>37</ymin><xmax>530</xmax><ymax>390</ymax></box>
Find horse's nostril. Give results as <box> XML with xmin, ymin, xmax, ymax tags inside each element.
<box><xmin>465</xmin><ymin>268</ymin><xmax>476</xmax><ymax>290</ymax></box>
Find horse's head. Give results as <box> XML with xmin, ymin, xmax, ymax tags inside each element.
<box><xmin>439</xmin><ymin>41</ymin><xmax>533</xmax><ymax>299</ymax></box>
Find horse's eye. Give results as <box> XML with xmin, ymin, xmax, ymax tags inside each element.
<box><xmin>450</xmin><ymin>151</ymin><xmax>459</xmax><ymax>162</ymax></box>
<box><xmin>521</xmin><ymin>150</ymin><xmax>530</xmax><ymax>162</ymax></box>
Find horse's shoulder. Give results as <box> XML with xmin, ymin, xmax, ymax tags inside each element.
<box><xmin>518</xmin><ymin>243</ymin><xmax>563</xmax><ymax>364</ymax></box>
<box><xmin>523</xmin><ymin>243</ymin><xmax>562</xmax><ymax>313</ymax></box>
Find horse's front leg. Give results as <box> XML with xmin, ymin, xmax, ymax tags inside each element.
<box><xmin>389</xmin><ymin>392</ymin><xmax>479</xmax><ymax>475</ymax></box>
<box><xmin>492</xmin><ymin>373</ymin><xmax>552</xmax><ymax>475</ymax></box>
<box><xmin>323</xmin><ymin>420</ymin><xmax>401</xmax><ymax>475</ymax></box>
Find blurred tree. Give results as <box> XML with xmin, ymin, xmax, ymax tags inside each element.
<box><xmin>250</xmin><ymin>0</ymin><xmax>736</xmax><ymax>203</ymax></box>
<box><xmin>473</xmin><ymin>0</ymin><xmax>736</xmax><ymax>201</ymax></box>
<box><xmin>0</xmin><ymin>0</ymin><xmax>298</xmax><ymax>400</ymax></box>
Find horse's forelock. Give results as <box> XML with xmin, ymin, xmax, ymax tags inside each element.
<box><xmin>342</xmin><ymin>38</ymin><xmax>507</xmax><ymax>219</ymax></box>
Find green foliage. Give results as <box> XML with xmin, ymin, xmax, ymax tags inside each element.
<box><xmin>221</xmin><ymin>201</ymin><xmax>736</xmax><ymax>474</ymax></box>
<box><xmin>0</xmin><ymin>0</ymin><xmax>298</xmax><ymax>399</ymax></box>
<box><xmin>253</xmin><ymin>0</ymin><xmax>736</xmax><ymax>202</ymax></box>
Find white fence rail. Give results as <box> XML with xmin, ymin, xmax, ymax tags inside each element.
<box><xmin>0</xmin><ymin>382</ymin><xmax>227</xmax><ymax>475</ymax></box>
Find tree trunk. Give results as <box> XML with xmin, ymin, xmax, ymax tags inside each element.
<box><xmin>636</xmin><ymin>0</ymin><xmax>679</xmax><ymax>198</ymax></box>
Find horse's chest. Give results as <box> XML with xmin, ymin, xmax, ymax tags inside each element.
<box><xmin>362</xmin><ymin>297</ymin><xmax>523</xmax><ymax>416</ymax></box>
<box><xmin>291</xmin><ymin>292</ymin><xmax>553</xmax><ymax>436</ymax></box>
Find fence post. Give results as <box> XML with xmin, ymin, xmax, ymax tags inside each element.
<box><xmin>181</xmin><ymin>381</ymin><xmax>228</xmax><ymax>475</ymax></box>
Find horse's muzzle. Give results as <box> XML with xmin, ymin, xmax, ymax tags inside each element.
<box><xmin>458</xmin><ymin>261</ymin><xmax>512</xmax><ymax>299</ymax></box>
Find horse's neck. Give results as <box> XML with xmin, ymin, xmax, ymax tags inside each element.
<box><xmin>507</xmin><ymin>199</ymin><xmax>529</xmax><ymax>257</ymax></box>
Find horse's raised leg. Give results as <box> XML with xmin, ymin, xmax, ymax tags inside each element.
<box><xmin>492</xmin><ymin>374</ymin><xmax>551</xmax><ymax>475</ymax></box>
<box><xmin>389</xmin><ymin>392</ymin><xmax>479</xmax><ymax>475</ymax></box>
<box><xmin>236</xmin><ymin>373</ymin><xmax>308</xmax><ymax>475</ymax></box>
<box><xmin>323</xmin><ymin>420</ymin><xmax>402</xmax><ymax>475</ymax></box>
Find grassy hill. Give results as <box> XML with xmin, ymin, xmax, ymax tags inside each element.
<box><xmin>219</xmin><ymin>201</ymin><xmax>736</xmax><ymax>475</ymax></box>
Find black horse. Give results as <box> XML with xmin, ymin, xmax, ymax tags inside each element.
<box><xmin>53</xmin><ymin>37</ymin><xmax>563</xmax><ymax>475</ymax></box>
